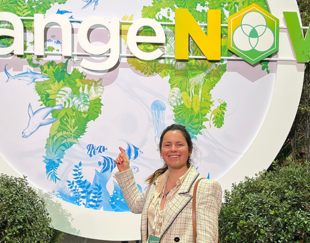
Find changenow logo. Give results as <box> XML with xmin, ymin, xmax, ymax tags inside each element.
<box><xmin>228</xmin><ymin>4</ymin><xmax>279</xmax><ymax>65</ymax></box>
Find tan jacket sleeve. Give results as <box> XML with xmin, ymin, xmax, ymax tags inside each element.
<box><xmin>196</xmin><ymin>180</ymin><xmax>222</xmax><ymax>243</ymax></box>
<box><xmin>114</xmin><ymin>168</ymin><xmax>150</xmax><ymax>214</ymax></box>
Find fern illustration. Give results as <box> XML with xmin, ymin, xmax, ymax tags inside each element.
<box><xmin>88</xmin><ymin>184</ymin><xmax>103</xmax><ymax>210</ymax></box>
<box><xmin>66</xmin><ymin>162</ymin><xmax>92</xmax><ymax>206</ymax></box>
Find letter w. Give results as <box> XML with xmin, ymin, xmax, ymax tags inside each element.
<box><xmin>284</xmin><ymin>12</ymin><xmax>310</xmax><ymax>62</ymax></box>
<box><xmin>175</xmin><ymin>9</ymin><xmax>221</xmax><ymax>60</ymax></box>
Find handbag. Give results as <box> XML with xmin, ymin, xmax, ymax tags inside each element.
<box><xmin>192</xmin><ymin>178</ymin><xmax>220</xmax><ymax>243</ymax></box>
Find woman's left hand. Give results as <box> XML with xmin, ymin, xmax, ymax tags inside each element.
<box><xmin>114</xmin><ymin>147</ymin><xmax>130</xmax><ymax>172</ymax></box>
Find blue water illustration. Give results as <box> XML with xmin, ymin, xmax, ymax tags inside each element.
<box><xmin>47</xmin><ymin>39</ymin><xmax>53</xmax><ymax>43</ymax></box>
<box><xmin>56</xmin><ymin>9</ymin><xmax>72</xmax><ymax>15</ymax></box>
<box><xmin>121</xmin><ymin>141</ymin><xmax>143</xmax><ymax>161</ymax></box>
<box><xmin>22</xmin><ymin>104</ymin><xmax>63</xmax><ymax>138</ymax></box>
<box><xmin>56</xmin><ymin>161</ymin><xmax>130</xmax><ymax>212</ymax></box>
<box><xmin>98</xmin><ymin>156</ymin><xmax>116</xmax><ymax>173</ymax></box>
<box><xmin>151</xmin><ymin>100</ymin><xmax>166</xmax><ymax>142</ymax></box>
<box><xmin>54</xmin><ymin>40</ymin><xmax>62</xmax><ymax>45</ymax></box>
<box><xmin>87</xmin><ymin>144</ymin><xmax>107</xmax><ymax>157</ymax></box>
<box><xmin>81</xmin><ymin>0</ymin><xmax>99</xmax><ymax>11</ymax></box>
<box><xmin>4</xmin><ymin>64</ymin><xmax>50</xmax><ymax>84</ymax></box>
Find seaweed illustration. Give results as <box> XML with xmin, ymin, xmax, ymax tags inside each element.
<box><xmin>66</xmin><ymin>162</ymin><xmax>92</xmax><ymax>206</ymax></box>
<box><xmin>57</xmin><ymin>161</ymin><xmax>131</xmax><ymax>212</ymax></box>
<box><xmin>35</xmin><ymin>61</ymin><xmax>104</xmax><ymax>182</ymax></box>
<box><xmin>127</xmin><ymin>0</ymin><xmax>269</xmax><ymax>139</ymax></box>
<box><xmin>88</xmin><ymin>183</ymin><xmax>103</xmax><ymax>210</ymax></box>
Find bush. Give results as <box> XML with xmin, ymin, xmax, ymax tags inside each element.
<box><xmin>219</xmin><ymin>161</ymin><xmax>310</xmax><ymax>243</ymax></box>
<box><xmin>0</xmin><ymin>174</ymin><xmax>56</xmax><ymax>242</ymax></box>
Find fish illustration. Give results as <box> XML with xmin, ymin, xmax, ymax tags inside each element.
<box><xmin>98</xmin><ymin>156</ymin><xmax>116</xmax><ymax>173</ymax></box>
<box><xmin>51</xmin><ymin>35</ymin><xmax>56</xmax><ymax>39</ymax></box>
<box><xmin>69</xmin><ymin>16</ymin><xmax>82</xmax><ymax>24</ymax></box>
<box><xmin>121</xmin><ymin>141</ymin><xmax>143</xmax><ymax>161</ymax></box>
<box><xmin>54</xmin><ymin>40</ymin><xmax>62</xmax><ymax>45</ymax></box>
<box><xmin>81</xmin><ymin>0</ymin><xmax>99</xmax><ymax>11</ymax></box>
<box><xmin>4</xmin><ymin>65</ymin><xmax>50</xmax><ymax>84</ymax></box>
<box><xmin>47</xmin><ymin>39</ymin><xmax>53</xmax><ymax>43</ymax></box>
<box><xmin>22</xmin><ymin>104</ymin><xmax>63</xmax><ymax>138</ymax></box>
<box><xmin>131</xmin><ymin>166</ymin><xmax>139</xmax><ymax>174</ymax></box>
<box><xmin>56</xmin><ymin>9</ymin><xmax>72</xmax><ymax>15</ymax></box>
<box><xmin>87</xmin><ymin>144</ymin><xmax>107</xmax><ymax>157</ymax></box>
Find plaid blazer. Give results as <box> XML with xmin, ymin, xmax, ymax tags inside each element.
<box><xmin>114</xmin><ymin>167</ymin><xmax>222</xmax><ymax>243</ymax></box>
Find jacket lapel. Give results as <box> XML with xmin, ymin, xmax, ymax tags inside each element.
<box><xmin>160</xmin><ymin>168</ymin><xmax>200</xmax><ymax>238</ymax></box>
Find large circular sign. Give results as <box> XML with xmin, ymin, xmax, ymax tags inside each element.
<box><xmin>0</xmin><ymin>0</ymin><xmax>304</xmax><ymax>240</ymax></box>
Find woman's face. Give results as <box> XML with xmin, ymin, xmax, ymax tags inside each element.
<box><xmin>160</xmin><ymin>130</ymin><xmax>192</xmax><ymax>170</ymax></box>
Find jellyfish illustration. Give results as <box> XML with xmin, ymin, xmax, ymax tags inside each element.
<box><xmin>151</xmin><ymin>100</ymin><xmax>166</xmax><ymax>142</ymax></box>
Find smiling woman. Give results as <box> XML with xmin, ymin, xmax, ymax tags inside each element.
<box><xmin>114</xmin><ymin>124</ymin><xmax>222</xmax><ymax>243</ymax></box>
<box><xmin>160</xmin><ymin>129</ymin><xmax>192</xmax><ymax>171</ymax></box>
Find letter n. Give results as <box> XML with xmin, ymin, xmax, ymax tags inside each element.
<box><xmin>175</xmin><ymin>9</ymin><xmax>221</xmax><ymax>60</ymax></box>
<box><xmin>34</xmin><ymin>14</ymin><xmax>72</xmax><ymax>56</ymax></box>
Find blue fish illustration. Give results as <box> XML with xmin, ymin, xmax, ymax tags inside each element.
<box><xmin>87</xmin><ymin>144</ymin><xmax>107</xmax><ymax>157</ymax></box>
<box><xmin>22</xmin><ymin>104</ymin><xmax>63</xmax><ymax>138</ymax></box>
<box><xmin>82</xmin><ymin>0</ymin><xmax>99</xmax><ymax>11</ymax></box>
<box><xmin>56</xmin><ymin>9</ymin><xmax>72</xmax><ymax>15</ymax></box>
<box><xmin>51</xmin><ymin>35</ymin><xmax>56</xmax><ymax>39</ymax></box>
<box><xmin>47</xmin><ymin>39</ymin><xmax>53</xmax><ymax>42</ymax></box>
<box><xmin>54</xmin><ymin>40</ymin><xmax>62</xmax><ymax>45</ymax></box>
<box><xmin>4</xmin><ymin>65</ymin><xmax>50</xmax><ymax>84</ymax></box>
<box><xmin>69</xmin><ymin>16</ymin><xmax>82</xmax><ymax>24</ymax></box>
<box><xmin>98</xmin><ymin>156</ymin><xmax>116</xmax><ymax>173</ymax></box>
<box><xmin>121</xmin><ymin>141</ymin><xmax>143</xmax><ymax>161</ymax></box>
<box><xmin>131</xmin><ymin>166</ymin><xmax>139</xmax><ymax>174</ymax></box>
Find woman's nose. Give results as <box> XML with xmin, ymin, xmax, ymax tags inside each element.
<box><xmin>171</xmin><ymin>144</ymin><xmax>177</xmax><ymax>151</ymax></box>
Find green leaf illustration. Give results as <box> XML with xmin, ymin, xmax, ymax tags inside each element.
<box><xmin>210</xmin><ymin>101</ymin><xmax>227</xmax><ymax>128</ymax></box>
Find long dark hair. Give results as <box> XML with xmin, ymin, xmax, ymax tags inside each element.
<box><xmin>145</xmin><ymin>124</ymin><xmax>193</xmax><ymax>184</ymax></box>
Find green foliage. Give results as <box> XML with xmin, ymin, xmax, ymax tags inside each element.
<box><xmin>0</xmin><ymin>175</ymin><xmax>54</xmax><ymax>242</ymax></box>
<box><xmin>219</xmin><ymin>161</ymin><xmax>310</xmax><ymax>243</ymax></box>
<box><xmin>20</xmin><ymin>54</ymin><xmax>41</xmax><ymax>68</ymax></box>
<box><xmin>171</xmin><ymin>62</ymin><xmax>227</xmax><ymax>138</ymax></box>
<box><xmin>298</xmin><ymin>0</ymin><xmax>310</xmax><ymax>27</ymax></box>
<box><xmin>129</xmin><ymin>0</ymin><xmax>271</xmax><ymax>138</ymax></box>
<box><xmin>260</xmin><ymin>61</ymin><xmax>270</xmax><ymax>74</ymax></box>
<box><xmin>49</xmin><ymin>229</ymin><xmax>64</xmax><ymax>243</ymax></box>
<box><xmin>46</xmin><ymin>46</ymin><xmax>55</xmax><ymax>52</ymax></box>
<box><xmin>210</xmin><ymin>100</ymin><xmax>227</xmax><ymax>128</ymax></box>
<box><xmin>274</xmin><ymin>0</ymin><xmax>310</xmax><ymax>165</ymax></box>
<box><xmin>35</xmin><ymin>61</ymin><xmax>104</xmax><ymax>182</ymax></box>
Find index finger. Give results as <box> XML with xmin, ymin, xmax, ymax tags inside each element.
<box><xmin>119</xmin><ymin>147</ymin><xmax>126</xmax><ymax>155</ymax></box>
